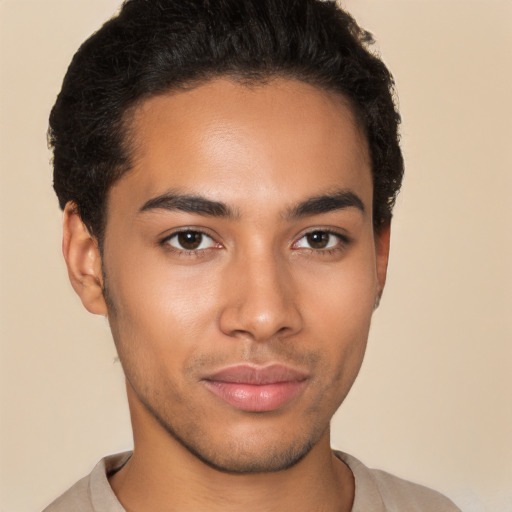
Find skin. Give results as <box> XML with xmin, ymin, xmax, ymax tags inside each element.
<box><xmin>63</xmin><ymin>78</ymin><xmax>390</xmax><ymax>512</ymax></box>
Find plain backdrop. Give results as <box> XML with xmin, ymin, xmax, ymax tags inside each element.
<box><xmin>0</xmin><ymin>1</ymin><xmax>511</xmax><ymax>511</ymax></box>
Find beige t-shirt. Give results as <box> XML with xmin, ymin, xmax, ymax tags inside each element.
<box><xmin>42</xmin><ymin>451</ymin><xmax>461</xmax><ymax>511</ymax></box>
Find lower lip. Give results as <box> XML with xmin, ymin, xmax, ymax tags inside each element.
<box><xmin>203</xmin><ymin>380</ymin><xmax>306</xmax><ymax>412</ymax></box>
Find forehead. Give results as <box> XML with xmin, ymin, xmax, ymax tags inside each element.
<box><xmin>111</xmin><ymin>78</ymin><xmax>372</xmax><ymax>215</ymax></box>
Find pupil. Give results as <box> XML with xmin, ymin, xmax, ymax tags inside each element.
<box><xmin>178</xmin><ymin>231</ymin><xmax>202</xmax><ymax>250</ymax></box>
<box><xmin>307</xmin><ymin>231</ymin><xmax>329</xmax><ymax>249</ymax></box>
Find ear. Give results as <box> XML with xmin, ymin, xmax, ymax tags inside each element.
<box><xmin>62</xmin><ymin>202</ymin><xmax>108</xmax><ymax>316</ymax></box>
<box><xmin>374</xmin><ymin>222</ymin><xmax>391</xmax><ymax>308</ymax></box>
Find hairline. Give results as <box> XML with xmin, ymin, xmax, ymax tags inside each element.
<box><xmin>96</xmin><ymin>72</ymin><xmax>374</xmax><ymax>251</ymax></box>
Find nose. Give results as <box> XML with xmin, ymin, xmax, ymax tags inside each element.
<box><xmin>218</xmin><ymin>251</ymin><xmax>303</xmax><ymax>342</ymax></box>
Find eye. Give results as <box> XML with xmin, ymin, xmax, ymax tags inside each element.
<box><xmin>164</xmin><ymin>230</ymin><xmax>218</xmax><ymax>251</ymax></box>
<box><xmin>293</xmin><ymin>230</ymin><xmax>344</xmax><ymax>250</ymax></box>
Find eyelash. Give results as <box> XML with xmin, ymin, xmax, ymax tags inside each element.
<box><xmin>293</xmin><ymin>229</ymin><xmax>350</xmax><ymax>255</ymax></box>
<box><xmin>160</xmin><ymin>229</ymin><xmax>220</xmax><ymax>258</ymax></box>
<box><xmin>159</xmin><ymin>228</ymin><xmax>350</xmax><ymax>257</ymax></box>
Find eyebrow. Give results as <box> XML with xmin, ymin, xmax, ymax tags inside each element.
<box><xmin>138</xmin><ymin>189</ymin><xmax>365</xmax><ymax>220</ymax></box>
<box><xmin>285</xmin><ymin>190</ymin><xmax>365</xmax><ymax>219</ymax></box>
<box><xmin>139</xmin><ymin>192</ymin><xmax>238</xmax><ymax>218</ymax></box>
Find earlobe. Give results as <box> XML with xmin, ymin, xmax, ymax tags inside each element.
<box><xmin>374</xmin><ymin>222</ymin><xmax>391</xmax><ymax>308</ymax></box>
<box><xmin>62</xmin><ymin>202</ymin><xmax>107</xmax><ymax>316</ymax></box>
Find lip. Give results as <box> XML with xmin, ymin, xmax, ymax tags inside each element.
<box><xmin>202</xmin><ymin>364</ymin><xmax>308</xmax><ymax>412</ymax></box>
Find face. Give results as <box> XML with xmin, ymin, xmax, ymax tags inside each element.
<box><xmin>96</xmin><ymin>78</ymin><xmax>388</xmax><ymax>473</ymax></box>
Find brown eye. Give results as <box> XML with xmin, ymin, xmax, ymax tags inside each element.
<box><xmin>177</xmin><ymin>231</ymin><xmax>203</xmax><ymax>250</ymax></box>
<box><xmin>166</xmin><ymin>230</ymin><xmax>217</xmax><ymax>251</ymax></box>
<box><xmin>306</xmin><ymin>231</ymin><xmax>330</xmax><ymax>249</ymax></box>
<box><xmin>294</xmin><ymin>230</ymin><xmax>344</xmax><ymax>251</ymax></box>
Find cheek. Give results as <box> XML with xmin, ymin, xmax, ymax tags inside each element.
<box><xmin>301</xmin><ymin>292</ymin><xmax>373</xmax><ymax>417</ymax></box>
<box><xmin>105</xmin><ymin>252</ymin><xmax>223</xmax><ymax>364</ymax></box>
<box><xmin>300</xmin><ymin>248</ymin><xmax>377</xmax><ymax>338</ymax></box>
<box><xmin>306</xmin><ymin>292</ymin><xmax>372</xmax><ymax>384</ymax></box>
<box><xmin>297</xmin><ymin>248</ymin><xmax>377</xmax><ymax>382</ymax></box>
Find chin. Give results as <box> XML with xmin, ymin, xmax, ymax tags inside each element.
<box><xmin>150</xmin><ymin>402</ymin><xmax>323</xmax><ymax>474</ymax></box>
<box><xmin>173</xmin><ymin>430</ymin><xmax>318</xmax><ymax>474</ymax></box>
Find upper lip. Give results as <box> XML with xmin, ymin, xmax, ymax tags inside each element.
<box><xmin>203</xmin><ymin>364</ymin><xmax>308</xmax><ymax>385</ymax></box>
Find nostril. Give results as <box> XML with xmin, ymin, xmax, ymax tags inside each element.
<box><xmin>218</xmin><ymin>262</ymin><xmax>303</xmax><ymax>341</ymax></box>
<box><xmin>276</xmin><ymin>325</ymin><xmax>292</xmax><ymax>336</ymax></box>
<box><xmin>218</xmin><ymin>303</ymin><xmax>303</xmax><ymax>342</ymax></box>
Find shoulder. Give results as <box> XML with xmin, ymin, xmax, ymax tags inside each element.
<box><xmin>335</xmin><ymin>451</ymin><xmax>462</xmax><ymax>512</ymax></box>
<box><xmin>41</xmin><ymin>474</ymin><xmax>92</xmax><ymax>512</ymax></box>
<box><xmin>41</xmin><ymin>452</ymin><xmax>131</xmax><ymax>512</ymax></box>
<box><xmin>370</xmin><ymin>467</ymin><xmax>462</xmax><ymax>511</ymax></box>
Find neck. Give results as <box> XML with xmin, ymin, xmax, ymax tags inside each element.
<box><xmin>110</xmin><ymin>384</ymin><xmax>354</xmax><ymax>512</ymax></box>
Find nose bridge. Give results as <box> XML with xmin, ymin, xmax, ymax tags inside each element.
<box><xmin>219</xmin><ymin>242</ymin><xmax>302</xmax><ymax>341</ymax></box>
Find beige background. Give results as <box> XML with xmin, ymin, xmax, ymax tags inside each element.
<box><xmin>0</xmin><ymin>1</ymin><xmax>511</xmax><ymax>511</ymax></box>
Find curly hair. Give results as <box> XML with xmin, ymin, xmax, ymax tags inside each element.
<box><xmin>49</xmin><ymin>0</ymin><xmax>404</xmax><ymax>243</ymax></box>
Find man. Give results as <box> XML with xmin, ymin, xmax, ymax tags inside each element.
<box><xmin>44</xmin><ymin>0</ymin><xmax>461</xmax><ymax>510</ymax></box>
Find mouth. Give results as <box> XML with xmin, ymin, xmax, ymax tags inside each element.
<box><xmin>202</xmin><ymin>364</ymin><xmax>308</xmax><ymax>412</ymax></box>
